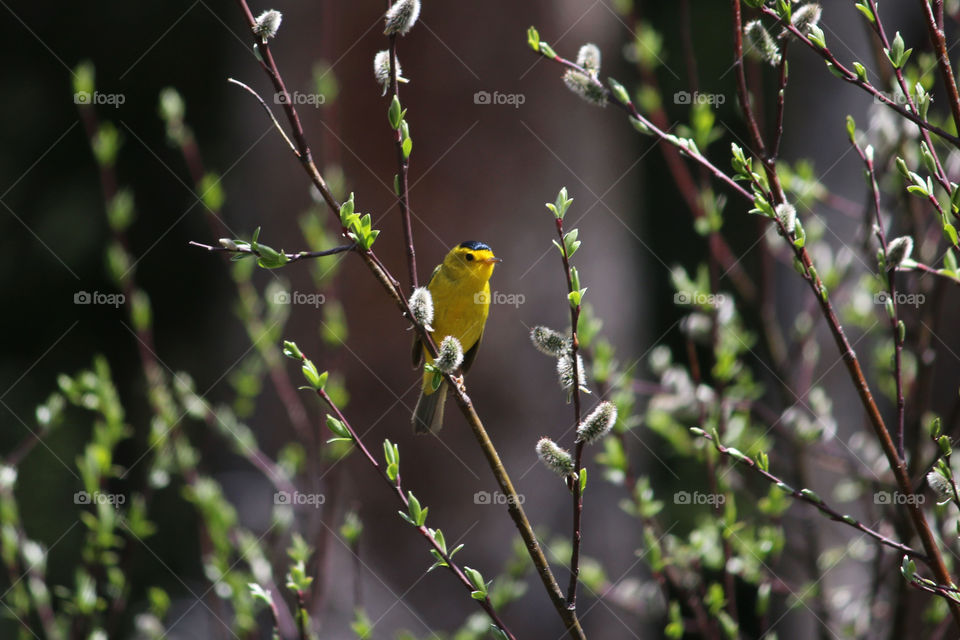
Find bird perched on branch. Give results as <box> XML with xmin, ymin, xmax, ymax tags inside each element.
<box><xmin>412</xmin><ymin>241</ymin><xmax>500</xmax><ymax>433</ymax></box>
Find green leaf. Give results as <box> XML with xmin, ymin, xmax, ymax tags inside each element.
<box><xmin>326</xmin><ymin>415</ymin><xmax>351</xmax><ymax>439</ymax></box>
<box><xmin>539</xmin><ymin>42</ymin><xmax>557</xmax><ymax>58</ymax></box>
<box><xmin>944</xmin><ymin>223</ymin><xmax>959</xmax><ymax>246</ymax></box>
<box><xmin>854</xmin><ymin>1</ymin><xmax>875</xmax><ymax>23</ymax></box>
<box><xmin>807</xmin><ymin>24</ymin><xmax>826</xmax><ymax>48</ymax></box>
<box><xmin>388</xmin><ymin>95</ymin><xmax>403</xmax><ymax>129</ymax></box>
<box><xmin>527</xmin><ymin>26</ymin><xmax>540</xmax><ymax>52</ymax></box>
<box><xmin>579</xmin><ymin>467</ymin><xmax>587</xmax><ymax>493</ymax></box>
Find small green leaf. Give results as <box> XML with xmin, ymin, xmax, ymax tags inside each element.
<box><xmin>388</xmin><ymin>95</ymin><xmax>402</xmax><ymax>129</ymax></box>
<box><xmin>527</xmin><ymin>26</ymin><xmax>540</xmax><ymax>52</ymax></box>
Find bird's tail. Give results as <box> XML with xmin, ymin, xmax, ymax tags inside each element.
<box><xmin>412</xmin><ymin>381</ymin><xmax>447</xmax><ymax>434</ymax></box>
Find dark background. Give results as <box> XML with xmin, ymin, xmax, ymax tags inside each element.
<box><xmin>3</xmin><ymin>1</ymin><xmax>954</xmax><ymax>639</ymax></box>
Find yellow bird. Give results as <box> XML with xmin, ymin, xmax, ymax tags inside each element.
<box><xmin>412</xmin><ymin>241</ymin><xmax>500</xmax><ymax>433</ymax></box>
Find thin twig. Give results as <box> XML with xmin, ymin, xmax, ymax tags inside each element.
<box><xmin>188</xmin><ymin>240</ymin><xmax>355</xmax><ymax>262</ymax></box>
<box><xmin>758</xmin><ymin>5</ymin><xmax>960</xmax><ymax>150</ymax></box>
<box><xmin>917</xmin><ymin>0</ymin><xmax>960</xmax><ymax>137</ymax></box>
<box><xmin>852</xmin><ymin>140</ymin><xmax>906</xmax><ymax>459</ymax></box>
<box><xmin>313</xmin><ymin>387</ymin><xmax>517</xmax><ymax>639</ymax></box>
<box><xmin>227</xmin><ymin>78</ymin><xmax>298</xmax><ymax>155</ymax></box>
<box><xmin>553</xmin><ymin>215</ymin><xmax>585</xmax><ymax>609</ymax></box>
<box><xmin>695</xmin><ymin>430</ymin><xmax>927</xmax><ymax>560</ymax></box>
<box><xmin>387</xmin><ymin>31</ymin><xmax>418</xmax><ymax>291</ymax></box>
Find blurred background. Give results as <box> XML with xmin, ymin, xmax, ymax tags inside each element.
<box><xmin>3</xmin><ymin>0</ymin><xmax>957</xmax><ymax>638</ymax></box>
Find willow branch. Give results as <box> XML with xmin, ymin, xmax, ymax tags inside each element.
<box><xmin>387</xmin><ymin>31</ymin><xmax>418</xmax><ymax>291</ymax></box>
<box><xmin>310</xmin><ymin>386</ymin><xmax>516</xmax><ymax>639</ymax></box>
<box><xmin>696</xmin><ymin>430</ymin><xmax>927</xmax><ymax>560</ymax></box>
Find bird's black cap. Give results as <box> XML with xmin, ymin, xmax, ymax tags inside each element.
<box><xmin>458</xmin><ymin>240</ymin><xmax>491</xmax><ymax>252</ymax></box>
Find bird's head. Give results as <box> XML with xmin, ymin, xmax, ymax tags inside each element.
<box><xmin>443</xmin><ymin>241</ymin><xmax>501</xmax><ymax>282</ymax></box>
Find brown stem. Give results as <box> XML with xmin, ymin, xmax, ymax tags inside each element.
<box><xmin>697</xmin><ymin>431</ymin><xmax>926</xmax><ymax>560</ymax></box>
<box><xmin>918</xmin><ymin>0</ymin><xmax>960</xmax><ymax>137</ymax></box>
<box><xmin>314</xmin><ymin>388</ymin><xmax>517</xmax><ymax>639</ymax></box>
<box><xmin>388</xmin><ymin>32</ymin><xmax>418</xmax><ymax>291</ymax></box>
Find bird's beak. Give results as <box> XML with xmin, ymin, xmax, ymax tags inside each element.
<box><xmin>483</xmin><ymin>257</ymin><xmax>502</xmax><ymax>264</ymax></box>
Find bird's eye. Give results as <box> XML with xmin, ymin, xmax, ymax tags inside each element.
<box><xmin>465</xmin><ymin>253</ymin><xmax>474</xmax><ymax>262</ymax></box>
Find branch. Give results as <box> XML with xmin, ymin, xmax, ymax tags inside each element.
<box><xmin>917</xmin><ymin>0</ymin><xmax>960</xmax><ymax>138</ymax></box>
<box><xmin>310</xmin><ymin>386</ymin><xmax>516</xmax><ymax>639</ymax></box>
<box><xmin>851</xmin><ymin>140</ymin><xmax>907</xmax><ymax>459</ymax></box>
<box><xmin>188</xmin><ymin>240</ymin><xmax>355</xmax><ymax>263</ymax></box>
<box><xmin>758</xmin><ymin>5</ymin><xmax>960</xmax><ymax>149</ymax></box>
<box><xmin>387</xmin><ymin>32</ymin><xmax>418</xmax><ymax>291</ymax></box>
<box><xmin>694</xmin><ymin>430</ymin><xmax>927</xmax><ymax>561</ymax></box>
<box><xmin>552</xmin><ymin>214</ymin><xmax>586</xmax><ymax>608</ymax></box>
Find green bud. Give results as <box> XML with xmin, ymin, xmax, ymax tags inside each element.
<box><xmin>527</xmin><ymin>26</ymin><xmax>540</xmax><ymax>52</ymax></box>
<box><xmin>607</xmin><ymin>77</ymin><xmax>630</xmax><ymax>104</ymax></box>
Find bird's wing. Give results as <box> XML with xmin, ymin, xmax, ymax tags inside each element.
<box><xmin>412</xmin><ymin>264</ymin><xmax>444</xmax><ymax>368</ymax></box>
<box><xmin>462</xmin><ymin>330</ymin><xmax>482</xmax><ymax>373</ymax></box>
